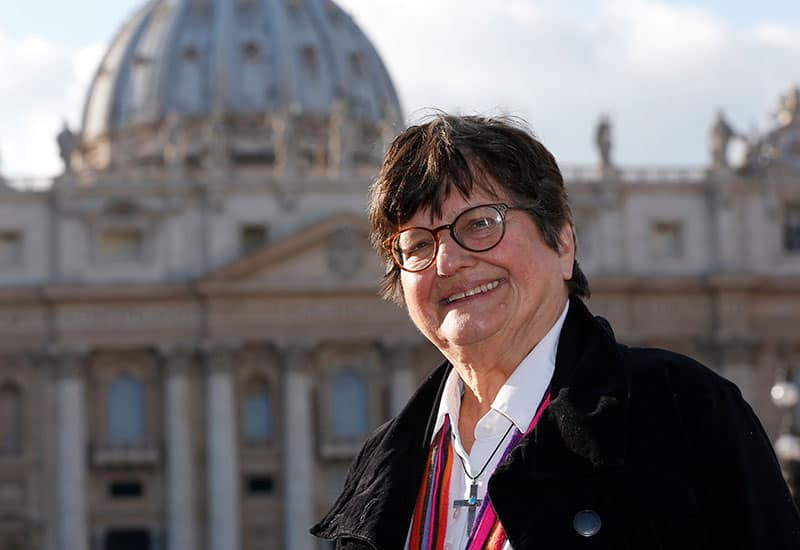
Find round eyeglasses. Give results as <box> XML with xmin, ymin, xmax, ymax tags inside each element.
<box><xmin>385</xmin><ymin>203</ymin><xmax>521</xmax><ymax>272</ymax></box>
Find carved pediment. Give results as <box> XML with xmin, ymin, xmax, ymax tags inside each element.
<box><xmin>199</xmin><ymin>212</ymin><xmax>387</xmax><ymax>293</ymax></box>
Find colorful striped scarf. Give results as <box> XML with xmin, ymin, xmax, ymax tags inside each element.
<box><xmin>408</xmin><ymin>391</ymin><xmax>551</xmax><ymax>550</ymax></box>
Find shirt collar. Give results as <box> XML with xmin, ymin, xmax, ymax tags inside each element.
<box><xmin>431</xmin><ymin>300</ymin><xmax>569</xmax><ymax>441</ymax></box>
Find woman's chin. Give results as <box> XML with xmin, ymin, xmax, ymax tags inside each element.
<box><xmin>436</xmin><ymin>316</ymin><xmax>500</xmax><ymax>350</ymax></box>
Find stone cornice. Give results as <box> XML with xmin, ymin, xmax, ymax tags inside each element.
<box><xmin>1</xmin><ymin>273</ymin><xmax>797</xmax><ymax>308</ymax></box>
<box><xmin>40</xmin><ymin>283</ymin><xmax>193</xmax><ymax>302</ymax></box>
<box><xmin>589</xmin><ymin>274</ymin><xmax>800</xmax><ymax>293</ymax></box>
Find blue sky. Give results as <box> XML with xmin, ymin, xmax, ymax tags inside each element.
<box><xmin>1</xmin><ymin>0</ymin><xmax>800</xmax><ymax>177</ymax></box>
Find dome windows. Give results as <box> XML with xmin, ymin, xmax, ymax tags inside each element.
<box><xmin>300</xmin><ymin>45</ymin><xmax>319</xmax><ymax>79</ymax></box>
<box><xmin>78</xmin><ymin>0</ymin><xmax>403</xmax><ymax>173</ymax></box>
<box><xmin>182</xmin><ymin>46</ymin><xmax>200</xmax><ymax>63</ymax></box>
<box><xmin>241</xmin><ymin>41</ymin><xmax>266</xmax><ymax>107</ymax></box>
<box><xmin>177</xmin><ymin>45</ymin><xmax>203</xmax><ymax>114</ymax></box>
<box><xmin>348</xmin><ymin>52</ymin><xmax>364</xmax><ymax>79</ymax></box>
<box><xmin>242</xmin><ymin>41</ymin><xmax>261</xmax><ymax>61</ymax></box>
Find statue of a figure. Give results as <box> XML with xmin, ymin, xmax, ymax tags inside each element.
<box><xmin>710</xmin><ymin>110</ymin><xmax>735</xmax><ymax>169</ymax></box>
<box><xmin>162</xmin><ymin>114</ymin><xmax>187</xmax><ymax>177</ymax></box>
<box><xmin>776</xmin><ymin>86</ymin><xmax>800</xmax><ymax>127</ymax></box>
<box><xmin>328</xmin><ymin>96</ymin><xmax>349</xmax><ymax>173</ymax></box>
<box><xmin>271</xmin><ymin>107</ymin><xmax>293</xmax><ymax>175</ymax></box>
<box><xmin>595</xmin><ymin>116</ymin><xmax>612</xmax><ymax>169</ymax></box>
<box><xmin>206</xmin><ymin>113</ymin><xmax>229</xmax><ymax>176</ymax></box>
<box><xmin>57</xmin><ymin>121</ymin><xmax>77</xmax><ymax>173</ymax></box>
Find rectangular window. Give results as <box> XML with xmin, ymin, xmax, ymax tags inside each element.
<box><xmin>240</xmin><ymin>224</ymin><xmax>268</xmax><ymax>255</ymax></box>
<box><xmin>99</xmin><ymin>229</ymin><xmax>144</xmax><ymax>263</ymax></box>
<box><xmin>245</xmin><ymin>475</ymin><xmax>274</xmax><ymax>496</ymax></box>
<box><xmin>330</xmin><ymin>370</ymin><xmax>368</xmax><ymax>439</ymax></box>
<box><xmin>317</xmin><ymin>351</ymin><xmax>381</xmax><ymax>459</ymax></box>
<box><xmin>784</xmin><ymin>205</ymin><xmax>800</xmax><ymax>253</ymax></box>
<box><xmin>109</xmin><ymin>480</ymin><xmax>144</xmax><ymax>499</ymax></box>
<box><xmin>0</xmin><ymin>383</ymin><xmax>23</xmax><ymax>455</ymax></box>
<box><xmin>0</xmin><ymin>231</ymin><xmax>23</xmax><ymax>267</ymax></box>
<box><xmin>650</xmin><ymin>221</ymin><xmax>684</xmax><ymax>261</ymax></box>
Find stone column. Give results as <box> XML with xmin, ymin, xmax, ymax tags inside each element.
<box><xmin>54</xmin><ymin>349</ymin><xmax>88</xmax><ymax>550</ymax></box>
<box><xmin>205</xmin><ymin>347</ymin><xmax>240</xmax><ymax>550</ymax></box>
<box><xmin>162</xmin><ymin>348</ymin><xmax>197</xmax><ymax>550</ymax></box>
<box><xmin>282</xmin><ymin>344</ymin><xmax>315</xmax><ymax>550</ymax></box>
<box><xmin>384</xmin><ymin>343</ymin><xmax>416</xmax><ymax>416</ymax></box>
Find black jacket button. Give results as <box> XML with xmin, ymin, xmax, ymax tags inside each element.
<box><xmin>573</xmin><ymin>509</ymin><xmax>602</xmax><ymax>537</ymax></box>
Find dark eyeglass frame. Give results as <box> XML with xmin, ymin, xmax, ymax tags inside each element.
<box><xmin>384</xmin><ymin>203</ymin><xmax>522</xmax><ymax>273</ymax></box>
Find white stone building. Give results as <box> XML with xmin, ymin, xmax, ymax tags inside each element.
<box><xmin>0</xmin><ymin>1</ymin><xmax>799</xmax><ymax>549</ymax></box>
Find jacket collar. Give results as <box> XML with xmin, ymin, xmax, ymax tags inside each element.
<box><xmin>495</xmin><ymin>297</ymin><xmax>629</xmax><ymax>482</ymax></box>
<box><xmin>311</xmin><ymin>297</ymin><xmax>630</xmax><ymax>548</ymax></box>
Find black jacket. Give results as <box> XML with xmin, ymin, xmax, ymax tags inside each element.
<box><xmin>311</xmin><ymin>298</ymin><xmax>800</xmax><ymax>549</ymax></box>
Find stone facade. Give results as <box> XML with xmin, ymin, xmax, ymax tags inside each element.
<box><xmin>1</xmin><ymin>1</ymin><xmax>800</xmax><ymax>549</ymax></box>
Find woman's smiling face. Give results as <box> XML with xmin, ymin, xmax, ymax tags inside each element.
<box><xmin>399</xmin><ymin>184</ymin><xmax>575</xmax><ymax>356</ymax></box>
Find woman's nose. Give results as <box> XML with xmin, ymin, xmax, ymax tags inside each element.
<box><xmin>434</xmin><ymin>232</ymin><xmax>475</xmax><ymax>277</ymax></box>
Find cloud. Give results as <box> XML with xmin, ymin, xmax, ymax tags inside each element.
<box><xmin>338</xmin><ymin>0</ymin><xmax>800</xmax><ymax>165</ymax></box>
<box><xmin>0</xmin><ymin>29</ymin><xmax>104</xmax><ymax>177</ymax></box>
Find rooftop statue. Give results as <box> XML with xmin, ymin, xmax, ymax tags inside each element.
<box><xmin>710</xmin><ymin>110</ymin><xmax>736</xmax><ymax>169</ymax></box>
<box><xmin>56</xmin><ymin>121</ymin><xmax>77</xmax><ymax>173</ymax></box>
<box><xmin>595</xmin><ymin>116</ymin><xmax>613</xmax><ymax>170</ymax></box>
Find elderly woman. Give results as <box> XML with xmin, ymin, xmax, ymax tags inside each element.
<box><xmin>311</xmin><ymin>115</ymin><xmax>800</xmax><ymax>549</ymax></box>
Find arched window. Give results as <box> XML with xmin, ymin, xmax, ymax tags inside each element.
<box><xmin>243</xmin><ymin>380</ymin><xmax>273</xmax><ymax>443</ymax></box>
<box><xmin>0</xmin><ymin>382</ymin><xmax>23</xmax><ymax>455</ymax></box>
<box><xmin>331</xmin><ymin>371</ymin><xmax>368</xmax><ymax>438</ymax></box>
<box><xmin>108</xmin><ymin>375</ymin><xmax>145</xmax><ymax>445</ymax></box>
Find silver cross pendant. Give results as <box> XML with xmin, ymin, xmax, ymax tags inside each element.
<box><xmin>453</xmin><ymin>481</ymin><xmax>482</xmax><ymax>529</ymax></box>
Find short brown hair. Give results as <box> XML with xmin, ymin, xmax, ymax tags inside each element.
<box><xmin>368</xmin><ymin>113</ymin><xmax>590</xmax><ymax>304</ymax></box>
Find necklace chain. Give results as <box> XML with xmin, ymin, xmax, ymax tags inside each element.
<box><xmin>455</xmin><ymin>421</ymin><xmax>515</xmax><ymax>482</ymax></box>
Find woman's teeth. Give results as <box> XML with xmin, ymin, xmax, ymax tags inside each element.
<box><xmin>445</xmin><ymin>280</ymin><xmax>500</xmax><ymax>304</ymax></box>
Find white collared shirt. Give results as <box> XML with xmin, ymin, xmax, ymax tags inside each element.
<box><xmin>410</xmin><ymin>301</ymin><xmax>568</xmax><ymax>550</ymax></box>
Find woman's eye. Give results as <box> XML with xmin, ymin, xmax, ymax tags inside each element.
<box><xmin>404</xmin><ymin>239</ymin><xmax>433</xmax><ymax>255</ymax></box>
<box><xmin>465</xmin><ymin>217</ymin><xmax>495</xmax><ymax>231</ymax></box>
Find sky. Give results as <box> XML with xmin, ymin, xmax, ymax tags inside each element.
<box><xmin>1</xmin><ymin>0</ymin><xmax>800</xmax><ymax>178</ymax></box>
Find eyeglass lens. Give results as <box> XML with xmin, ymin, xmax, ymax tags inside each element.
<box><xmin>392</xmin><ymin>205</ymin><xmax>506</xmax><ymax>271</ymax></box>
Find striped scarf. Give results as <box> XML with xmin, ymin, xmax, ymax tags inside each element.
<box><xmin>408</xmin><ymin>391</ymin><xmax>551</xmax><ymax>549</ymax></box>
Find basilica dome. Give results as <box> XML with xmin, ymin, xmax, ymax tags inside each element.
<box><xmin>75</xmin><ymin>0</ymin><xmax>403</xmax><ymax>177</ymax></box>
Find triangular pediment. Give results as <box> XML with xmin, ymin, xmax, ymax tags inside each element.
<box><xmin>198</xmin><ymin>212</ymin><xmax>387</xmax><ymax>293</ymax></box>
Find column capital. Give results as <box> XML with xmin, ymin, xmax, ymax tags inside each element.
<box><xmin>155</xmin><ymin>345</ymin><xmax>195</xmax><ymax>376</ymax></box>
<box><xmin>45</xmin><ymin>345</ymin><xmax>89</xmax><ymax>379</ymax></box>
<box><xmin>277</xmin><ymin>341</ymin><xmax>316</xmax><ymax>373</ymax></box>
<box><xmin>201</xmin><ymin>342</ymin><xmax>240</xmax><ymax>374</ymax></box>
